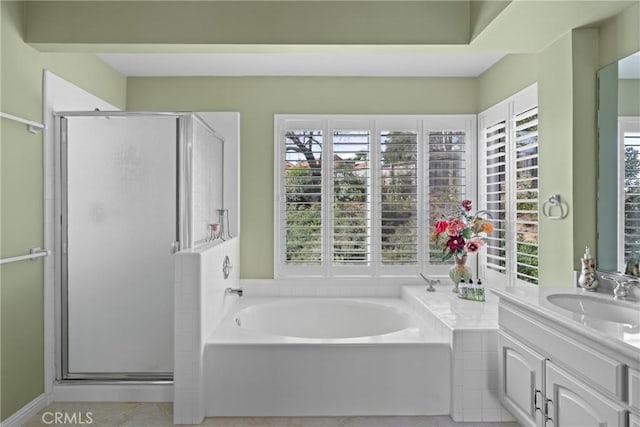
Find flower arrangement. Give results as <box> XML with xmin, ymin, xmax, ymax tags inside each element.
<box><xmin>431</xmin><ymin>199</ymin><xmax>493</xmax><ymax>261</ymax></box>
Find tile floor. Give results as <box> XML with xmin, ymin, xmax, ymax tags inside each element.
<box><xmin>23</xmin><ymin>402</ymin><xmax>520</xmax><ymax>426</ymax></box>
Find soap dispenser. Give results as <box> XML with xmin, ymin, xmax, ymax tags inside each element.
<box><xmin>578</xmin><ymin>246</ymin><xmax>599</xmax><ymax>291</ymax></box>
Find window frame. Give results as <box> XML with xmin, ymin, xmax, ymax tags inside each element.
<box><xmin>619</xmin><ymin>116</ymin><xmax>640</xmax><ymax>272</ymax></box>
<box><xmin>274</xmin><ymin>114</ymin><xmax>476</xmax><ymax>279</ymax></box>
<box><xmin>478</xmin><ymin>83</ymin><xmax>539</xmax><ymax>286</ymax></box>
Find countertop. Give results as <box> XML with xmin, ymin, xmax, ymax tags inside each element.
<box><xmin>402</xmin><ymin>284</ymin><xmax>500</xmax><ymax>330</ymax></box>
<box><xmin>491</xmin><ymin>284</ymin><xmax>640</xmax><ymax>361</ymax></box>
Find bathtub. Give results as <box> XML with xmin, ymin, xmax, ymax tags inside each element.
<box><xmin>203</xmin><ymin>297</ymin><xmax>451</xmax><ymax>416</ymax></box>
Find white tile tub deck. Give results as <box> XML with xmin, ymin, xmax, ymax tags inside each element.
<box><xmin>402</xmin><ymin>285</ymin><xmax>515</xmax><ymax>423</ymax></box>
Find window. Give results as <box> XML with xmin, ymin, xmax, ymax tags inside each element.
<box><xmin>275</xmin><ymin>115</ymin><xmax>475</xmax><ymax>278</ymax></box>
<box><xmin>479</xmin><ymin>84</ymin><xmax>539</xmax><ymax>285</ymax></box>
<box><xmin>620</xmin><ymin>117</ymin><xmax>640</xmax><ymax>268</ymax></box>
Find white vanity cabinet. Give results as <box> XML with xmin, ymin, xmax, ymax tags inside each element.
<box><xmin>497</xmin><ymin>297</ymin><xmax>634</xmax><ymax>427</ymax></box>
<box><xmin>545</xmin><ymin>361</ymin><xmax>627</xmax><ymax>426</ymax></box>
<box><xmin>498</xmin><ymin>332</ymin><xmax>544</xmax><ymax>427</ymax></box>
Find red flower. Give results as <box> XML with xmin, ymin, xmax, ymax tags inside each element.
<box><xmin>435</xmin><ymin>220</ymin><xmax>448</xmax><ymax>234</ymax></box>
<box><xmin>446</xmin><ymin>236</ymin><xmax>465</xmax><ymax>252</ymax></box>
<box><xmin>461</xmin><ymin>199</ymin><xmax>473</xmax><ymax>212</ymax></box>
<box><xmin>447</xmin><ymin>218</ymin><xmax>466</xmax><ymax>236</ymax></box>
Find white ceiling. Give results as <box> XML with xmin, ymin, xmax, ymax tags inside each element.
<box><xmin>97</xmin><ymin>52</ymin><xmax>506</xmax><ymax>77</ymax></box>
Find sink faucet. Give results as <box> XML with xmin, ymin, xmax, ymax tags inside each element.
<box><xmin>610</xmin><ymin>277</ymin><xmax>640</xmax><ymax>299</ymax></box>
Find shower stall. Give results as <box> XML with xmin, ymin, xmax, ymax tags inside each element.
<box><xmin>54</xmin><ymin>111</ymin><xmax>225</xmax><ymax>381</ymax></box>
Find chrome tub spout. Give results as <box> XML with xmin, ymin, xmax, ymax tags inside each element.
<box><xmin>226</xmin><ymin>287</ymin><xmax>243</xmax><ymax>297</ymax></box>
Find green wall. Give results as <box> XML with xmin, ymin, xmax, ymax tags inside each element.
<box><xmin>127</xmin><ymin>2</ymin><xmax>638</xmax><ymax>283</ymax></box>
<box><xmin>598</xmin><ymin>62</ymin><xmax>620</xmax><ymax>270</ymax></box>
<box><xmin>0</xmin><ymin>1</ymin><xmax>126</xmax><ymax>421</ymax></box>
<box><xmin>0</xmin><ymin>0</ymin><xmax>638</xmax><ymax>421</ymax></box>
<box><xmin>476</xmin><ymin>53</ymin><xmax>537</xmax><ymax>112</ymax></box>
<box><xmin>599</xmin><ymin>2</ymin><xmax>640</xmax><ymax>69</ymax></box>
<box><xmin>476</xmin><ymin>20</ymin><xmax>635</xmax><ymax>285</ymax></box>
<box><xmin>25</xmin><ymin>1</ymin><xmax>470</xmax><ymax>47</ymax></box>
<box><xmin>127</xmin><ymin>77</ymin><xmax>476</xmax><ymax>278</ymax></box>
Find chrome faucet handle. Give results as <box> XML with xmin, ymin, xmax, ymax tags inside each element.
<box><xmin>609</xmin><ymin>277</ymin><xmax>640</xmax><ymax>299</ymax></box>
<box><xmin>419</xmin><ymin>273</ymin><xmax>439</xmax><ymax>292</ymax></box>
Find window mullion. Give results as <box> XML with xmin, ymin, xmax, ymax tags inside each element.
<box><xmin>418</xmin><ymin>120</ymin><xmax>426</xmax><ymax>273</ymax></box>
<box><xmin>371</xmin><ymin>120</ymin><xmax>381</xmax><ymax>276</ymax></box>
<box><xmin>507</xmin><ymin>101</ymin><xmax>518</xmax><ymax>287</ymax></box>
<box><xmin>323</xmin><ymin>119</ymin><xmax>333</xmax><ymax>277</ymax></box>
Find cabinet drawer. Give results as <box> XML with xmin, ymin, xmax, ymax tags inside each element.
<box><xmin>499</xmin><ymin>304</ymin><xmax>625</xmax><ymax>399</ymax></box>
<box><xmin>630</xmin><ymin>368</ymin><xmax>640</xmax><ymax>412</ymax></box>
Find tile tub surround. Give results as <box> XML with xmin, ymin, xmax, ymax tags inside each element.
<box><xmin>204</xmin><ymin>297</ymin><xmax>451</xmax><ymax>417</ymax></box>
<box><xmin>174</xmin><ymin>238</ymin><xmax>241</xmax><ymax>425</ymax></box>
<box><xmin>402</xmin><ymin>285</ymin><xmax>515</xmax><ymax>423</ymax></box>
<box><xmin>233</xmin><ymin>280</ymin><xmax>514</xmax><ymax>422</ymax></box>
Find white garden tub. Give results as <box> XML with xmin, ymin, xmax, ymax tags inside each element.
<box><xmin>203</xmin><ymin>297</ymin><xmax>451</xmax><ymax>416</ymax></box>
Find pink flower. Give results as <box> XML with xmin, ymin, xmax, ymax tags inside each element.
<box><xmin>434</xmin><ymin>220</ymin><xmax>448</xmax><ymax>234</ymax></box>
<box><xmin>465</xmin><ymin>237</ymin><xmax>486</xmax><ymax>254</ymax></box>
<box><xmin>447</xmin><ymin>236</ymin><xmax>465</xmax><ymax>252</ymax></box>
<box><xmin>446</xmin><ymin>218</ymin><xmax>466</xmax><ymax>236</ymax></box>
<box><xmin>461</xmin><ymin>199</ymin><xmax>473</xmax><ymax>212</ymax></box>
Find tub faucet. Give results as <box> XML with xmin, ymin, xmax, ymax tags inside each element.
<box><xmin>419</xmin><ymin>273</ymin><xmax>438</xmax><ymax>292</ymax></box>
<box><xmin>225</xmin><ymin>287</ymin><xmax>243</xmax><ymax>297</ymax></box>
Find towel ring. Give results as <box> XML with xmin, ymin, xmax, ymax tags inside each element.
<box><xmin>542</xmin><ymin>194</ymin><xmax>567</xmax><ymax>220</ymax></box>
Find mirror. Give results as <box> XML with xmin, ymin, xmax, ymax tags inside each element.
<box><xmin>597</xmin><ymin>51</ymin><xmax>640</xmax><ymax>275</ymax></box>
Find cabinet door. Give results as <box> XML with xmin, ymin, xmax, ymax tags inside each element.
<box><xmin>499</xmin><ymin>332</ymin><xmax>545</xmax><ymax>427</ymax></box>
<box><xmin>545</xmin><ymin>361</ymin><xmax>627</xmax><ymax>427</ymax></box>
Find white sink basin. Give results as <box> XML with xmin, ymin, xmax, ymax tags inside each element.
<box><xmin>546</xmin><ymin>294</ymin><xmax>640</xmax><ymax>326</ymax></box>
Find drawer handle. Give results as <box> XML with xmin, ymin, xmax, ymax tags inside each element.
<box><xmin>544</xmin><ymin>397</ymin><xmax>554</xmax><ymax>424</ymax></box>
<box><xmin>534</xmin><ymin>389</ymin><xmax>543</xmax><ymax>413</ymax></box>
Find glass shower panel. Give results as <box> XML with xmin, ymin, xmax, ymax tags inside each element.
<box><xmin>65</xmin><ymin>116</ymin><xmax>176</xmax><ymax>374</ymax></box>
<box><xmin>192</xmin><ymin>116</ymin><xmax>224</xmax><ymax>244</ymax></box>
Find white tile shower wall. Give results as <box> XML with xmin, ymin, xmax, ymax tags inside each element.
<box><xmin>174</xmin><ymin>238</ymin><xmax>240</xmax><ymax>425</ymax></box>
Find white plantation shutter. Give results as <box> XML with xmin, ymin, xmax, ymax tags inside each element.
<box><xmin>621</xmin><ymin>119</ymin><xmax>640</xmax><ymax>267</ymax></box>
<box><xmin>275</xmin><ymin>115</ymin><xmax>475</xmax><ymax>278</ymax></box>
<box><xmin>479</xmin><ymin>84</ymin><xmax>538</xmax><ymax>285</ymax></box>
<box><xmin>427</xmin><ymin>130</ymin><xmax>469</xmax><ymax>266</ymax></box>
<box><xmin>282</xmin><ymin>129</ymin><xmax>324</xmax><ymax>267</ymax></box>
<box><xmin>332</xmin><ymin>130</ymin><xmax>371</xmax><ymax>266</ymax></box>
<box><xmin>513</xmin><ymin>107</ymin><xmax>539</xmax><ymax>284</ymax></box>
<box><xmin>380</xmin><ymin>130</ymin><xmax>418</xmax><ymax>266</ymax></box>
<box><xmin>482</xmin><ymin>120</ymin><xmax>508</xmax><ymax>274</ymax></box>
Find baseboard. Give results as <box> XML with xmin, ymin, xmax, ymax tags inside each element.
<box><xmin>52</xmin><ymin>383</ymin><xmax>173</xmax><ymax>402</ymax></box>
<box><xmin>0</xmin><ymin>393</ymin><xmax>48</xmax><ymax>427</ymax></box>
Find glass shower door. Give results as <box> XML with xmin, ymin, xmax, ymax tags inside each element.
<box><xmin>61</xmin><ymin>114</ymin><xmax>177</xmax><ymax>378</ymax></box>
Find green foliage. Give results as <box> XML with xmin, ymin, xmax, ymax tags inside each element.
<box><xmin>516</xmin><ymin>238</ymin><xmax>538</xmax><ymax>284</ymax></box>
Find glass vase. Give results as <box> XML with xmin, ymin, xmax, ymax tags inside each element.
<box><xmin>449</xmin><ymin>254</ymin><xmax>471</xmax><ymax>293</ymax></box>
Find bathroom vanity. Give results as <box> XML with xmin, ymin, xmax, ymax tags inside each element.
<box><xmin>493</xmin><ymin>286</ymin><xmax>640</xmax><ymax>427</ymax></box>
